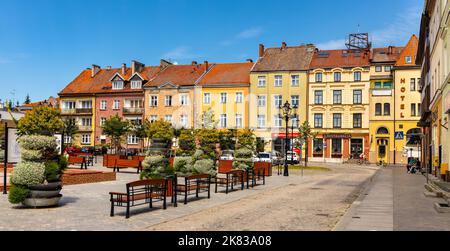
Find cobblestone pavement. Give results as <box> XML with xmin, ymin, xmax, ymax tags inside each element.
<box><xmin>0</xmin><ymin>161</ymin><xmax>377</xmax><ymax>231</ymax></box>
<box><xmin>335</xmin><ymin>166</ymin><xmax>450</xmax><ymax>231</ymax></box>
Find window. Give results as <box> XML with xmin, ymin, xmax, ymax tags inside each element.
<box><xmin>112</xmin><ymin>81</ymin><xmax>124</xmax><ymax>90</ymax></box>
<box><xmin>127</xmin><ymin>135</ymin><xmax>139</xmax><ymax>145</ymax></box>
<box><xmin>80</xmin><ymin>100</ymin><xmax>92</xmax><ymax>109</ymax></box>
<box><xmin>332</xmin><ymin>139</ymin><xmax>342</xmax><ymax>155</ymax></box>
<box><xmin>165</xmin><ymin>96</ymin><xmax>172</xmax><ymax>106</ymax></box>
<box><xmin>314</xmin><ymin>91</ymin><xmax>323</xmax><ymax>105</ymax></box>
<box><xmin>204</xmin><ymin>93</ymin><xmax>211</xmax><ymax>104</ymax></box>
<box><xmin>235</xmin><ymin>114</ymin><xmax>243</xmax><ymax>128</ymax></box>
<box><xmin>405</xmin><ymin>56</ymin><xmax>412</xmax><ymax>64</ymax></box>
<box><xmin>384</xmin><ymin>103</ymin><xmax>391</xmax><ymax>116</ymax></box>
<box><xmin>333</xmin><ymin>90</ymin><xmax>342</xmax><ymax>104</ymax></box>
<box><xmin>410</xmin><ymin>78</ymin><xmax>416</xmax><ymax>91</ymax></box>
<box><xmin>291</xmin><ymin>95</ymin><xmax>299</xmax><ymax>107</ymax></box>
<box><xmin>180</xmin><ymin>115</ymin><xmax>188</xmax><ymax>128</ymax></box>
<box><xmin>314</xmin><ymin>114</ymin><xmax>323</xmax><ymax>128</ymax></box>
<box><xmin>128</xmin><ymin>99</ymin><xmax>143</xmax><ymax>108</ymax></box>
<box><xmin>150</xmin><ymin>96</ymin><xmax>158</xmax><ymax>107</ymax></box>
<box><xmin>274</xmin><ymin>95</ymin><xmax>283</xmax><ymax>108</ymax></box>
<box><xmin>150</xmin><ymin>115</ymin><xmax>158</xmax><ymax>123</ymax></box>
<box><xmin>274</xmin><ymin>75</ymin><xmax>283</xmax><ymax>87</ymax></box>
<box><xmin>354</xmin><ymin>71</ymin><xmax>362</xmax><ymax>82</ymax></box>
<box><xmin>257</xmin><ymin>115</ymin><xmax>266</xmax><ymax>128</ymax></box>
<box><xmin>220</xmin><ymin>114</ymin><xmax>227</xmax><ymax>128</ymax></box>
<box><xmin>375</xmin><ymin>103</ymin><xmax>382</xmax><ymax>116</ymax></box>
<box><xmin>291</xmin><ymin>114</ymin><xmax>299</xmax><ymax>128</ymax></box>
<box><xmin>418</xmin><ymin>103</ymin><xmax>421</xmax><ymax>115</ymax></box>
<box><xmin>411</xmin><ymin>104</ymin><xmax>417</xmax><ymax>117</ymax></box>
<box><xmin>100</xmin><ymin>117</ymin><xmax>106</xmax><ymax>126</ymax></box>
<box><xmin>258</xmin><ymin>76</ymin><xmax>266</xmax><ymax>87</ymax></box>
<box><xmin>235</xmin><ymin>92</ymin><xmax>243</xmax><ymax>103</ymax></box>
<box><xmin>291</xmin><ymin>75</ymin><xmax>300</xmax><ymax>86</ymax></box>
<box><xmin>375</xmin><ymin>66</ymin><xmax>382</xmax><ymax>72</ymax></box>
<box><xmin>353</xmin><ymin>114</ymin><xmax>362</xmax><ymax>128</ymax></box>
<box><xmin>165</xmin><ymin>115</ymin><xmax>172</xmax><ymax>123</ymax></box>
<box><xmin>63</xmin><ymin>101</ymin><xmax>76</xmax><ymax>109</ymax></box>
<box><xmin>384</xmin><ymin>66</ymin><xmax>392</xmax><ymax>72</ymax></box>
<box><xmin>374</xmin><ymin>82</ymin><xmax>382</xmax><ymax>89</ymax></box>
<box><xmin>313</xmin><ymin>139</ymin><xmax>324</xmax><ymax>155</ymax></box>
<box><xmin>383</xmin><ymin>82</ymin><xmax>392</xmax><ymax>89</ymax></box>
<box><xmin>100</xmin><ymin>100</ymin><xmax>107</xmax><ymax>110</ymax></box>
<box><xmin>64</xmin><ymin>135</ymin><xmax>72</xmax><ymax>144</ymax></box>
<box><xmin>334</xmin><ymin>72</ymin><xmax>342</xmax><ymax>82</ymax></box>
<box><xmin>377</xmin><ymin>127</ymin><xmax>389</xmax><ymax>135</ymax></box>
<box><xmin>220</xmin><ymin>93</ymin><xmax>227</xmax><ymax>104</ymax></box>
<box><xmin>81</xmin><ymin>134</ymin><xmax>91</xmax><ymax>145</ymax></box>
<box><xmin>333</xmin><ymin>113</ymin><xmax>342</xmax><ymax>128</ymax></box>
<box><xmin>257</xmin><ymin>96</ymin><xmax>266</xmax><ymax>107</ymax></box>
<box><xmin>180</xmin><ymin>94</ymin><xmax>188</xmax><ymax>106</ymax></box>
<box><xmin>315</xmin><ymin>73</ymin><xmax>323</xmax><ymax>82</ymax></box>
<box><xmin>274</xmin><ymin>115</ymin><xmax>282</xmax><ymax>127</ymax></box>
<box><xmin>131</xmin><ymin>80</ymin><xmax>142</xmax><ymax>89</ymax></box>
<box><xmin>353</xmin><ymin>90</ymin><xmax>362</xmax><ymax>104</ymax></box>
<box><xmin>113</xmin><ymin>100</ymin><xmax>120</xmax><ymax>110</ymax></box>
<box><xmin>81</xmin><ymin>117</ymin><xmax>92</xmax><ymax>126</ymax></box>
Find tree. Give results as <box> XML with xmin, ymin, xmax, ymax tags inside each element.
<box><xmin>177</xmin><ymin>129</ymin><xmax>196</xmax><ymax>156</ymax></box>
<box><xmin>63</xmin><ymin>119</ymin><xmax>78</xmax><ymax>147</ymax></box>
<box><xmin>297</xmin><ymin>121</ymin><xmax>317</xmax><ymax>169</ymax></box>
<box><xmin>17</xmin><ymin>106</ymin><xmax>64</xmax><ymax>136</ymax></box>
<box><xmin>219</xmin><ymin>129</ymin><xmax>235</xmax><ymax>151</ymax></box>
<box><xmin>24</xmin><ymin>94</ymin><xmax>31</xmax><ymax>104</ymax></box>
<box><xmin>145</xmin><ymin>120</ymin><xmax>174</xmax><ymax>142</ymax></box>
<box><xmin>101</xmin><ymin>115</ymin><xmax>131</xmax><ymax>154</ymax></box>
<box><xmin>237</xmin><ymin>129</ymin><xmax>256</xmax><ymax>151</ymax></box>
<box><xmin>129</xmin><ymin>120</ymin><xmax>147</xmax><ymax>152</ymax></box>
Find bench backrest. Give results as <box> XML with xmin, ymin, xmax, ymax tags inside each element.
<box><xmin>227</xmin><ymin>170</ymin><xmax>244</xmax><ymax>176</ymax></box>
<box><xmin>115</xmin><ymin>159</ymin><xmax>141</xmax><ymax>167</ymax></box>
<box><xmin>185</xmin><ymin>174</ymin><xmax>210</xmax><ymax>181</ymax></box>
<box><xmin>68</xmin><ymin>155</ymin><xmax>84</xmax><ymax>163</ymax></box>
<box><xmin>126</xmin><ymin>179</ymin><xmax>168</xmax><ymax>201</ymax></box>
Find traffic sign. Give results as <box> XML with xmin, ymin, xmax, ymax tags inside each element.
<box><xmin>395</xmin><ymin>131</ymin><xmax>404</xmax><ymax>140</ymax></box>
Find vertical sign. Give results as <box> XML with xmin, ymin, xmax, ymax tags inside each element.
<box><xmin>7</xmin><ymin>129</ymin><xmax>20</xmax><ymax>163</ymax></box>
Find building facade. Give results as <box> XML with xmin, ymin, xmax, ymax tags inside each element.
<box><xmin>249</xmin><ymin>43</ymin><xmax>314</xmax><ymax>153</ymax></box>
<box><xmin>308</xmin><ymin>49</ymin><xmax>371</xmax><ymax>163</ymax></box>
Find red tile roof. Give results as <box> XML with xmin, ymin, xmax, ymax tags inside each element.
<box><xmin>143</xmin><ymin>63</ymin><xmax>208</xmax><ymax>88</ymax></box>
<box><xmin>310</xmin><ymin>49</ymin><xmax>370</xmax><ymax>69</ymax></box>
<box><xmin>371</xmin><ymin>47</ymin><xmax>404</xmax><ymax>63</ymax></box>
<box><xmin>252</xmin><ymin>45</ymin><xmax>315</xmax><ymax>72</ymax></box>
<box><xmin>198</xmin><ymin>62</ymin><xmax>253</xmax><ymax>86</ymax></box>
<box><xmin>59</xmin><ymin>66</ymin><xmax>161</xmax><ymax>95</ymax></box>
<box><xmin>395</xmin><ymin>35</ymin><xmax>419</xmax><ymax>67</ymax></box>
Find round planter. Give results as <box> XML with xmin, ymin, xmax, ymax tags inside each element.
<box><xmin>22</xmin><ymin>195</ymin><xmax>62</xmax><ymax>208</ymax></box>
<box><xmin>29</xmin><ymin>182</ymin><xmax>62</xmax><ymax>191</ymax></box>
<box><xmin>29</xmin><ymin>189</ymin><xmax>62</xmax><ymax>198</ymax></box>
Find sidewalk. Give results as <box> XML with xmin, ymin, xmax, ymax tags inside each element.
<box><xmin>335</xmin><ymin>166</ymin><xmax>450</xmax><ymax>231</ymax></box>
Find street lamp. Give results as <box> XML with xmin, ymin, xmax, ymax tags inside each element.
<box><xmin>278</xmin><ymin>101</ymin><xmax>297</xmax><ymax>177</ymax></box>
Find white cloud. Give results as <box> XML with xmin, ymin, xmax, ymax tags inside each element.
<box><xmin>221</xmin><ymin>27</ymin><xmax>264</xmax><ymax>46</ymax></box>
<box><xmin>316</xmin><ymin>39</ymin><xmax>346</xmax><ymax>50</ymax></box>
<box><xmin>162</xmin><ymin>46</ymin><xmax>199</xmax><ymax>61</ymax></box>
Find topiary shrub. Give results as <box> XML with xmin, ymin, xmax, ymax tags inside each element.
<box><xmin>44</xmin><ymin>161</ymin><xmax>61</xmax><ymax>182</ymax></box>
<box><xmin>21</xmin><ymin>149</ymin><xmax>43</xmax><ymax>161</ymax></box>
<box><xmin>10</xmin><ymin>161</ymin><xmax>46</xmax><ymax>186</ymax></box>
<box><xmin>18</xmin><ymin>135</ymin><xmax>58</xmax><ymax>151</ymax></box>
<box><xmin>193</xmin><ymin>159</ymin><xmax>216</xmax><ymax>176</ymax></box>
<box><xmin>233</xmin><ymin>148</ymin><xmax>254</xmax><ymax>171</ymax></box>
<box><xmin>8</xmin><ymin>185</ymin><xmax>30</xmax><ymax>204</ymax></box>
<box><xmin>140</xmin><ymin>155</ymin><xmax>171</xmax><ymax>179</ymax></box>
<box><xmin>173</xmin><ymin>157</ymin><xmax>194</xmax><ymax>175</ymax></box>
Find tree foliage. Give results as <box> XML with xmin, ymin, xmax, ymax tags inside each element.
<box><xmin>101</xmin><ymin>115</ymin><xmax>131</xmax><ymax>152</ymax></box>
<box><xmin>237</xmin><ymin>129</ymin><xmax>256</xmax><ymax>151</ymax></box>
<box><xmin>24</xmin><ymin>94</ymin><xmax>31</xmax><ymax>104</ymax></box>
<box><xmin>297</xmin><ymin>121</ymin><xmax>317</xmax><ymax>168</ymax></box>
<box><xmin>17</xmin><ymin>106</ymin><xmax>64</xmax><ymax>136</ymax></box>
<box><xmin>178</xmin><ymin>129</ymin><xmax>196</xmax><ymax>156</ymax></box>
<box><xmin>63</xmin><ymin>119</ymin><xmax>78</xmax><ymax>145</ymax></box>
<box><xmin>145</xmin><ymin>120</ymin><xmax>174</xmax><ymax>142</ymax></box>
<box><xmin>195</xmin><ymin>128</ymin><xmax>220</xmax><ymax>159</ymax></box>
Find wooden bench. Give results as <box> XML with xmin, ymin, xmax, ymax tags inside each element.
<box><xmin>246</xmin><ymin>167</ymin><xmax>266</xmax><ymax>189</ymax></box>
<box><xmin>176</xmin><ymin>174</ymin><xmax>211</xmax><ymax>204</ymax></box>
<box><xmin>77</xmin><ymin>153</ymin><xmax>95</xmax><ymax>166</ymax></box>
<box><xmin>215</xmin><ymin>170</ymin><xmax>244</xmax><ymax>194</ymax></box>
<box><xmin>68</xmin><ymin>155</ymin><xmax>87</xmax><ymax>170</ymax></box>
<box><xmin>109</xmin><ymin>179</ymin><xmax>168</xmax><ymax>219</ymax></box>
<box><xmin>112</xmin><ymin>159</ymin><xmax>142</xmax><ymax>173</ymax></box>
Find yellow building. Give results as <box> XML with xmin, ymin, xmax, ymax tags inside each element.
<box><xmin>196</xmin><ymin>62</ymin><xmax>253</xmax><ymax>129</ymax></box>
<box><xmin>308</xmin><ymin>48</ymin><xmax>371</xmax><ymax>163</ymax></box>
<box><xmin>249</xmin><ymin>43</ymin><xmax>314</xmax><ymax>152</ymax></box>
<box><xmin>369</xmin><ymin>35</ymin><xmax>422</xmax><ymax>165</ymax></box>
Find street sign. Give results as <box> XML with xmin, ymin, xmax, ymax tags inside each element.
<box><xmin>395</xmin><ymin>131</ymin><xmax>404</xmax><ymax>140</ymax></box>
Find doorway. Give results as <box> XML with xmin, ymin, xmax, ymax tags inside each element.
<box><xmin>377</xmin><ymin>138</ymin><xmax>389</xmax><ymax>164</ymax></box>
<box><xmin>350</xmin><ymin>139</ymin><xmax>363</xmax><ymax>159</ymax></box>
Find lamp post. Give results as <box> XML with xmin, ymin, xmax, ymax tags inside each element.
<box><xmin>279</xmin><ymin>101</ymin><xmax>297</xmax><ymax>177</ymax></box>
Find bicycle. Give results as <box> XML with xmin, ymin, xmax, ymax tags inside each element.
<box><xmin>357</xmin><ymin>158</ymin><xmax>370</xmax><ymax>165</ymax></box>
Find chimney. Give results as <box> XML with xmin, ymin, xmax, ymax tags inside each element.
<box><xmin>281</xmin><ymin>42</ymin><xmax>287</xmax><ymax>49</ymax></box>
<box><xmin>204</xmin><ymin>61</ymin><xmax>209</xmax><ymax>72</ymax></box>
<box><xmin>91</xmin><ymin>64</ymin><xmax>101</xmax><ymax>77</ymax></box>
<box><xmin>132</xmin><ymin>60</ymin><xmax>145</xmax><ymax>75</ymax></box>
<box><xmin>106</xmin><ymin>66</ymin><xmax>112</xmax><ymax>70</ymax></box>
<box><xmin>191</xmin><ymin>61</ymin><xmax>198</xmax><ymax>65</ymax></box>
<box><xmin>160</xmin><ymin>59</ymin><xmax>173</xmax><ymax>69</ymax></box>
<box><xmin>388</xmin><ymin>46</ymin><xmax>393</xmax><ymax>54</ymax></box>
<box><xmin>259</xmin><ymin>44</ymin><xmax>265</xmax><ymax>58</ymax></box>
<box><xmin>246</xmin><ymin>59</ymin><xmax>253</xmax><ymax>63</ymax></box>
<box><xmin>121</xmin><ymin>63</ymin><xmax>126</xmax><ymax>75</ymax></box>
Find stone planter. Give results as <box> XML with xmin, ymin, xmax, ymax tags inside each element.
<box><xmin>23</xmin><ymin>182</ymin><xmax>63</xmax><ymax>208</ymax></box>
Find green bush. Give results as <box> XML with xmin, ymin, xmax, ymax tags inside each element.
<box><xmin>20</xmin><ymin>149</ymin><xmax>43</xmax><ymax>161</ymax></box>
<box><xmin>58</xmin><ymin>155</ymin><xmax>68</xmax><ymax>172</ymax></box>
<box><xmin>44</xmin><ymin>161</ymin><xmax>61</xmax><ymax>182</ymax></box>
<box><xmin>193</xmin><ymin>149</ymin><xmax>205</xmax><ymax>161</ymax></box>
<box><xmin>140</xmin><ymin>156</ymin><xmax>170</xmax><ymax>179</ymax></box>
<box><xmin>193</xmin><ymin>159</ymin><xmax>216</xmax><ymax>176</ymax></box>
<box><xmin>10</xmin><ymin>161</ymin><xmax>46</xmax><ymax>186</ymax></box>
<box><xmin>8</xmin><ymin>185</ymin><xmax>30</xmax><ymax>204</ymax></box>
<box><xmin>19</xmin><ymin>135</ymin><xmax>57</xmax><ymax>151</ymax></box>
<box><xmin>173</xmin><ymin>157</ymin><xmax>193</xmax><ymax>174</ymax></box>
<box><xmin>233</xmin><ymin>148</ymin><xmax>254</xmax><ymax>171</ymax></box>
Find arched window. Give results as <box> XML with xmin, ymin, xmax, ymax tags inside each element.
<box><xmin>377</xmin><ymin>127</ymin><xmax>389</xmax><ymax>135</ymax></box>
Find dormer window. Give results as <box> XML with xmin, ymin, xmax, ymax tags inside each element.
<box><xmin>131</xmin><ymin>80</ymin><xmax>142</xmax><ymax>89</ymax></box>
<box><xmin>112</xmin><ymin>81</ymin><xmax>124</xmax><ymax>90</ymax></box>
<box><xmin>405</xmin><ymin>56</ymin><xmax>412</xmax><ymax>64</ymax></box>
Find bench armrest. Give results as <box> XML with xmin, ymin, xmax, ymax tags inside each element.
<box><xmin>109</xmin><ymin>192</ymin><xmax>127</xmax><ymax>196</ymax></box>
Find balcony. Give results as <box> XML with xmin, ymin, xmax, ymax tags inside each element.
<box><xmin>61</xmin><ymin>108</ymin><xmax>76</xmax><ymax>115</ymax></box>
<box><xmin>76</xmin><ymin>108</ymin><xmax>93</xmax><ymax>114</ymax></box>
<box><xmin>78</xmin><ymin>125</ymin><xmax>92</xmax><ymax>132</ymax></box>
<box><xmin>123</xmin><ymin>107</ymin><xmax>144</xmax><ymax>115</ymax></box>
<box><xmin>372</xmin><ymin>89</ymin><xmax>392</xmax><ymax>96</ymax></box>
<box><xmin>61</xmin><ymin>108</ymin><xmax>92</xmax><ymax>115</ymax></box>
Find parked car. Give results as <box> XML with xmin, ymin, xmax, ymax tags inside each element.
<box><xmin>271</xmin><ymin>151</ymin><xmax>284</xmax><ymax>165</ymax></box>
<box><xmin>256</xmin><ymin>152</ymin><xmax>272</xmax><ymax>163</ymax></box>
<box><xmin>286</xmin><ymin>151</ymin><xmax>300</xmax><ymax>164</ymax></box>
<box><xmin>219</xmin><ymin>150</ymin><xmax>234</xmax><ymax>161</ymax></box>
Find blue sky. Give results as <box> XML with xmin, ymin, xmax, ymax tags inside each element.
<box><xmin>0</xmin><ymin>0</ymin><xmax>423</xmax><ymax>103</ymax></box>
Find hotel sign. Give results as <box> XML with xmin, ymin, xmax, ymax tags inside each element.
<box><xmin>324</xmin><ymin>134</ymin><xmax>352</xmax><ymax>139</ymax></box>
